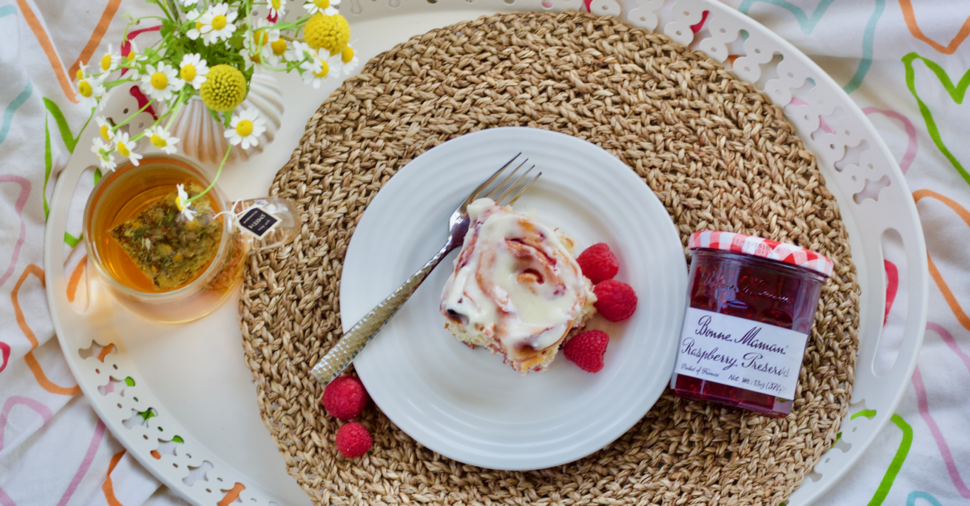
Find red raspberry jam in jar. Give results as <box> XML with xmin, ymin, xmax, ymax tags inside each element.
<box><xmin>671</xmin><ymin>231</ymin><xmax>832</xmax><ymax>418</ymax></box>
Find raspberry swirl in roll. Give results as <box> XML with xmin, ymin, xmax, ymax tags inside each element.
<box><xmin>440</xmin><ymin>198</ymin><xmax>597</xmax><ymax>373</ymax></box>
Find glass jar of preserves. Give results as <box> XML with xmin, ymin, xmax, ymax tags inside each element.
<box><xmin>671</xmin><ymin>231</ymin><xmax>832</xmax><ymax>418</ymax></box>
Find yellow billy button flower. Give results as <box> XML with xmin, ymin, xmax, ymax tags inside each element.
<box><xmin>304</xmin><ymin>13</ymin><xmax>350</xmax><ymax>54</ymax></box>
<box><xmin>199</xmin><ymin>64</ymin><xmax>247</xmax><ymax>111</ymax></box>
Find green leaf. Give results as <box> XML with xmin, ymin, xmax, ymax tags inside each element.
<box><xmin>172</xmin><ymin>435</ymin><xmax>184</xmax><ymax>443</ymax></box>
<box><xmin>42</xmin><ymin>97</ymin><xmax>79</xmax><ymax>153</ymax></box>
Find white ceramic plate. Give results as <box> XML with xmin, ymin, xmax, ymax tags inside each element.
<box><xmin>341</xmin><ymin>127</ymin><xmax>688</xmax><ymax>470</ymax></box>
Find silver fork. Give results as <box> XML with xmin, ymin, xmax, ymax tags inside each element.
<box><xmin>310</xmin><ymin>154</ymin><xmax>541</xmax><ymax>386</ymax></box>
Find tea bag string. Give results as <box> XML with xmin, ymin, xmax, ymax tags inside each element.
<box><xmin>213</xmin><ymin>201</ymin><xmax>268</xmax><ymax>223</ymax></box>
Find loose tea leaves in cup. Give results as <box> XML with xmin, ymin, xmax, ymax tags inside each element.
<box><xmin>110</xmin><ymin>182</ymin><xmax>223</xmax><ymax>290</ymax></box>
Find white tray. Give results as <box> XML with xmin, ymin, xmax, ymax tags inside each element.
<box><xmin>44</xmin><ymin>0</ymin><xmax>928</xmax><ymax>505</ymax></box>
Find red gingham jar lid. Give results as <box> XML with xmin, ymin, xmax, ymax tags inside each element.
<box><xmin>688</xmin><ymin>231</ymin><xmax>834</xmax><ymax>277</ymax></box>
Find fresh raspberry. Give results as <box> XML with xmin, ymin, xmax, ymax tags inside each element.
<box><xmin>563</xmin><ymin>330</ymin><xmax>609</xmax><ymax>373</ymax></box>
<box><xmin>593</xmin><ymin>280</ymin><xmax>638</xmax><ymax>322</ymax></box>
<box><xmin>321</xmin><ymin>375</ymin><xmax>369</xmax><ymax>420</ymax></box>
<box><xmin>335</xmin><ymin>422</ymin><xmax>372</xmax><ymax>458</ymax></box>
<box><xmin>576</xmin><ymin>243</ymin><xmax>619</xmax><ymax>284</ymax></box>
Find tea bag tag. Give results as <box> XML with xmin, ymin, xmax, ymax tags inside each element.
<box><xmin>238</xmin><ymin>207</ymin><xmax>280</xmax><ymax>239</ymax></box>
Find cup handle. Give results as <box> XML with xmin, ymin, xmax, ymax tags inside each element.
<box><xmin>232</xmin><ymin>197</ymin><xmax>302</xmax><ymax>251</ymax></box>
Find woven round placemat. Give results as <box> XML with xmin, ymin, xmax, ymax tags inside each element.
<box><xmin>239</xmin><ymin>11</ymin><xmax>859</xmax><ymax>505</ymax></box>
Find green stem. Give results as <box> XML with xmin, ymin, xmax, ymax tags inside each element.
<box><xmin>154</xmin><ymin>0</ymin><xmax>174</xmax><ymax>21</ymax></box>
<box><xmin>187</xmin><ymin>146</ymin><xmax>231</xmax><ymax>203</ymax></box>
<box><xmin>164</xmin><ymin>94</ymin><xmax>187</xmax><ymax>130</ymax></box>
<box><xmin>111</xmin><ymin>97</ymin><xmax>155</xmax><ymax>132</ymax></box>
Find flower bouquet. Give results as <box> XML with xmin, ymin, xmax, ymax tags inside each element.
<box><xmin>77</xmin><ymin>0</ymin><xmax>359</xmax><ymax>214</ymax></box>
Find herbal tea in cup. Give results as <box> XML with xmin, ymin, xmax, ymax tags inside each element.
<box><xmin>83</xmin><ymin>155</ymin><xmax>299</xmax><ymax>323</ymax></box>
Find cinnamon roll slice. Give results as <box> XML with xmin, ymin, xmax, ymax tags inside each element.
<box><xmin>440</xmin><ymin>198</ymin><xmax>597</xmax><ymax>373</ymax></box>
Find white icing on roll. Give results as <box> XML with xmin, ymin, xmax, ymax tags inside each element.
<box><xmin>440</xmin><ymin>198</ymin><xmax>593</xmax><ymax>370</ymax></box>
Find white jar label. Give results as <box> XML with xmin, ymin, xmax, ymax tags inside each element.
<box><xmin>674</xmin><ymin>307</ymin><xmax>808</xmax><ymax>399</ymax></box>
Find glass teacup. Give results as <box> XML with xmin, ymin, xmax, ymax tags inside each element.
<box><xmin>83</xmin><ymin>154</ymin><xmax>299</xmax><ymax>323</ymax></box>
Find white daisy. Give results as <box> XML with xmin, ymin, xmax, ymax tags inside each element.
<box><xmin>76</xmin><ymin>76</ymin><xmax>106</xmax><ymax>110</ymax></box>
<box><xmin>299</xmin><ymin>49</ymin><xmax>337</xmax><ymax>89</ymax></box>
<box><xmin>303</xmin><ymin>0</ymin><xmax>339</xmax><ymax>16</ymax></box>
<box><xmin>146</xmin><ymin>125</ymin><xmax>179</xmax><ymax>155</ymax></box>
<box><xmin>179</xmin><ymin>0</ymin><xmax>199</xmax><ymax>6</ymax></box>
<box><xmin>97</xmin><ymin>43</ymin><xmax>121</xmax><ymax>75</ymax></box>
<box><xmin>124</xmin><ymin>40</ymin><xmax>149</xmax><ymax>64</ymax></box>
<box><xmin>178</xmin><ymin>53</ymin><xmax>209</xmax><ymax>89</ymax></box>
<box><xmin>114</xmin><ymin>131</ymin><xmax>142</xmax><ymax>166</ymax></box>
<box><xmin>91</xmin><ymin>138</ymin><xmax>117</xmax><ymax>172</ymax></box>
<box><xmin>284</xmin><ymin>40</ymin><xmax>311</xmax><ymax>64</ymax></box>
<box><xmin>224</xmin><ymin>108</ymin><xmax>266</xmax><ymax>150</ymax></box>
<box><xmin>246</xmin><ymin>21</ymin><xmax>283</xmax><ymax>66</ymax></box>
<box><xmin>95</xmin><ymin>116</ymin><xmax>115</xmax><ymax>143</ymax></box>
<box><xmin>267</xmin><ymin>0</ymin><xmax>286</xmax><ymax>21</ymax></box>
<box><xmin>175</xmin><ymin>184</ymin><xmax>197</xmax><ymax>221</ymax></box>
<box><xmin>122</xmin><ymin>40</ymin><xmax>149</xmax><ymax>79</ymax></box>
<box><xmin>185</xmin><ymin>9</ymin><xmax>204</xmax><ymax>40</ymax></box>
<box><xmin>140</xmin><ymin>62</ymin><xmax>184</xmax><ymax>102</ymax></box>
<box><xmin>267</xmin><ymin>37</ymin><xmax>289</xmax><ymax>64</ymax></box>
<box><xmin>76</xmin><ymin>62</ymin><xmax>90</xmax><ymax>81</ymax></box>
<box><xmin>199</xmin><ymin>3</ymin><xmax>238</xmax><ymax>45</ymax></box>
<box><xmin>339</xmin><ymin>44</ymin><xmax>359</xmax><ymax>76</ymax></box>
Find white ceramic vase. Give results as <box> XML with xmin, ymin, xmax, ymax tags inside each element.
<box><xmin>169</xmin><ymin>73</ymin><xmax>284</xmax><ymax>163</ymax></box>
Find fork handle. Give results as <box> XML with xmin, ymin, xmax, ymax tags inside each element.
<box><xmin>310</xmin><ymin>242</ymin><xmax>454</xmax><ymax>386</ymax></box>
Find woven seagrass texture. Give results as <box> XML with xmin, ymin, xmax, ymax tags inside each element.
<box><xmin>239</xmin><ymin>11</ymin><xmax>859</xmax><ymax>505</ymax></box>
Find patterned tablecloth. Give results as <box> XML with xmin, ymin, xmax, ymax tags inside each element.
<box><xmin>0</xmin><ymin>0</ymin><xmax>967</xmax><ymax>504</ymax></box>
